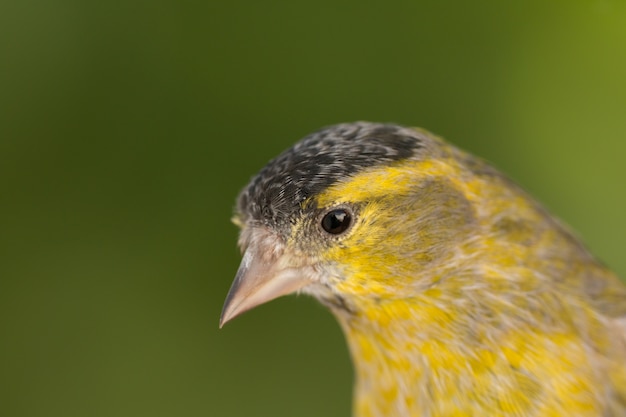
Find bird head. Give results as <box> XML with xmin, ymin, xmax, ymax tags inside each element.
<box><xmin>219</xmin><ymin>122</ymin><xmax>493</xmax><ymax>326</ymax></box>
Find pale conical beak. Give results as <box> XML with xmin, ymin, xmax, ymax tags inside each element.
<box><xmin>220</xmin><ymin>240</ymin><xmax>309</xmax><ymax>327</ymax></box>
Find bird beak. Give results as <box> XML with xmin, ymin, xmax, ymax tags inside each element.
<box><xmin>220</xmin><ymin>234</ymin><xmax>310</xmax><ymax>327</ymax></box>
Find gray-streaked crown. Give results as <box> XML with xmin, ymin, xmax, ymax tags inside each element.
<box><xmin>236</xmin><ymin>122</ymin><xmax>423</xmax><ymax>231</ymax></box>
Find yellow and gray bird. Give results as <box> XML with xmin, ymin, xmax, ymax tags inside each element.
<box><xmin>220</xmin><ymin>122</ymin><xmax>626</xmax><ymax>417</ymax></box>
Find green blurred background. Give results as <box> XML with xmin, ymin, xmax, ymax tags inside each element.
<box><xmin>1</xmin><ymin>1</ymin><xmax>625</xmax><ymax>416</ymax></box>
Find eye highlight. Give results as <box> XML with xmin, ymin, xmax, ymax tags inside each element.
<box><xmin>321</xmin><ymin>208</ymin><xmax>352</xmax><ymax>235</ymax></box>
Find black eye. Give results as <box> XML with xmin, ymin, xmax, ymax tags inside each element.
<box><xmin>321</xmin><ymin>208</ymin><xmax>352</xmax><ymax>235</ymax></box>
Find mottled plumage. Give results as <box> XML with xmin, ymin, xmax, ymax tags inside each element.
<box><xmin>221</xmin><ymin>122</ymin><xmax>626</xmax><ymax>416</ymax></box>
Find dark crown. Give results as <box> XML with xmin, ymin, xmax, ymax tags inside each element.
<box><xmin>237</xmin><ymin>122</ymin><xmax>423</xmax><ymax>230</ymax></box>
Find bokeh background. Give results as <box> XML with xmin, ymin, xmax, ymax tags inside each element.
<box><xmin>1</xmin><ymin>1</ymin><xmax>625</xmax><ymax>416</ymax></box>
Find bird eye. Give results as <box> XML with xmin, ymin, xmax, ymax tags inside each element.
<box><xmin>321</xmin><ymin>208</ymin><xmax>352</xmax><ymax>235</ymax></box>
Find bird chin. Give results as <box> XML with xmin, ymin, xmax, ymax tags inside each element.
<box><xmin>300</xmin><ymin>282</ymin><xmax>357</xmax><ymax>316</ymax></box>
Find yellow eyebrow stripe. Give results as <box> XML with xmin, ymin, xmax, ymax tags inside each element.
<box><xmin>315</xmin><ymin>159</ymin><xmax>462</xmax><ymax>206</ymax></box>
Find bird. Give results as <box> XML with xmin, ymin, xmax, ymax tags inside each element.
<box><xmin>220</xmin><ymin>122</ymin><xmax>626</xmax><ymax>417</ymax></box>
